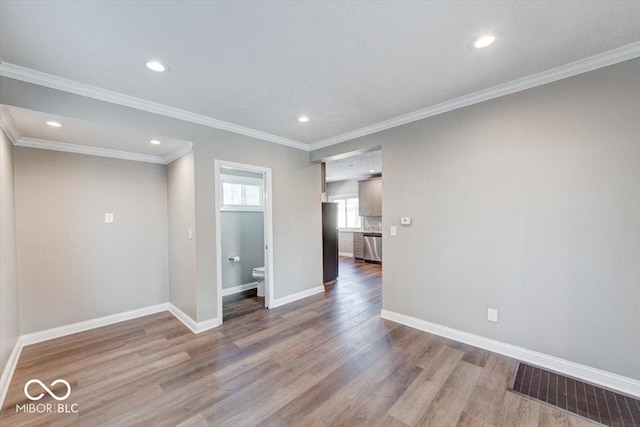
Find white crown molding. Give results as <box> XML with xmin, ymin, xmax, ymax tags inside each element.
<box><xmin>163</xmin><ymin>141</ymin><xmax>193</xmax><ymax>164</ymax></box>
<box><xmin>1</xmin><ymin>104</ymin><xmax>193</xmax><ymax>164</ymax></box>
<box><xmin>10</xmin><ymin>136</ymin><xmax>192</xmax><ymax>165</ymax></box>
<box><xmin>0</xmin><ymin>62</ymin><xmax>310</xmax><ymax>152</ymax></box>
<box><xmin>310</xmin><ymin>41</ymin><xmax>640</xmax><ymax>151</ymax></box>
<box><xmin>0</xmin><ymin>105</ymin><xmax>22</xmax><ymax>144</ymax></box>
<box><xmin>15</xmin><ymin>137</ymin><xmax>167</xmax><ymax>164</ymax></box>
<box><xmin>3</xmin><ymin>42</ymin><xmax>638</xmax><ymax>155</ymax></box>
<box><xmin>381</xmin><ymin>309</ymin><xmax>640</xmax><ymax>398</ymax></box>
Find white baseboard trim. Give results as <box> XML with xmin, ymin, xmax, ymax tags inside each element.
<box><xmin>338</xmin><ymin>252</ymin><xmax>354</xmax><ymax>257</ymax></box>
<box><xmin>0</xmin><ymin>302</ymin><xmax>224</xmax><ymax>410</ymax></box>
<box><xmin>2</xmin><ymin>303</ymin><xmax>171</xmax><ymax>409</ymax></box>
<box><xmin>270</xmin><ymin>286</ymin><xmax>325</xmax><ymax>309</ymax></box>
<box><xmin>380</xmin><ymin>309</ymin><xmax>640</xmax><ymax>398</ymax></box>
<box><xmin>167</xmin><ymin>303</ymin><xmax>221</xmax><ymax>334</ymax></box>
<box><xmin>221</xmin><ymin>282</ymin><xmax>258</xmax><ymax>296</ymax></box>
<box><xmin>0</xmin><ymin>337</ymin><xmax>22</xmax><ymax>411</ymax></box>
<box><xmin>20</xmin><ymin>303</ymin><xmax>171</xmax><ymax>346</ymax></box>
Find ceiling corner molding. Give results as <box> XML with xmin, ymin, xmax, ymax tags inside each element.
<box><xmin>0</xmin><ymin>106</ymin><xmax>22</xmax><ymax>144</ymax></box>
<box><xmin>0</xmin><ymin>63</ymin><xmax>310</xmax><ymax>152</ymax></box>
<box><xmin>163</xmin><ymin>141</ymin><xmax>193</xmax><ymax>164</ymax></box>
<box><xmin>309</xmin><ymin>41</ymin><xmax>640</xmax><ymax>152</ymax></box>
<box><xmin>14</xmin><ymin>137</ymin><xmax>168</xmax><ymax>164</ymax></box>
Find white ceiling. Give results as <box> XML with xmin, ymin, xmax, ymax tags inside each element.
<box><xmin>3</xmin><ymin>106</ymin><xmax>192</xmax><ymax>164</ymax></box>
<box><xmin>326</xmin><ymin>150</ymin><xmax>381</xmax><ymax>182</ymax></box>
<box><xmin>1</xmin><ymin>1</ymin><xmax>639</xmax><ymax>148</ymax></box>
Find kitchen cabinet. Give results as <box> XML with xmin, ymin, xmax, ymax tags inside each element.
<box><xmin>371</xmin><ymin>179</ymin><xmax>382</xmax><ymax>216</ymax></box>
<box><xmin>358</xmin><ymin>178</ymin><xmax>382</xmax><ymax>217</ymax></box>
<box><xmin>358</xmin><ymin>181</ymin><xmax>371</xmax><ymax>216</ymax></box>
<box><xmin>353</xmin><ymin>232</ymin><xmax>364</xmax><ymax>259</ymax></box>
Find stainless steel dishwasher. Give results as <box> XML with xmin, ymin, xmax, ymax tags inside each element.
<box><xmin>363</xmin><ymin>233</ymin><xmax>382</xmax><ymax>263</ymax></box>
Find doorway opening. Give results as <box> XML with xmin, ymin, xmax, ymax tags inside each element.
<box><xmin>322</xmin><ymin>149</ymin><xmax>382</xmax><ymax>284</ymax></box>
<box><xmin>214</xmin><ymin>160</ymin><xmax>274</xmax><ymax>322</ymax></box>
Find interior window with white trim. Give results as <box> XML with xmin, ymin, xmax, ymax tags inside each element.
<box><xmin>329</xmin><ymin>195</ymin><xmax>362</xmax><ymax>229</ymax></box>
<box><xmin>221</xmin><ymin>174</ymin><xmax>264</xmax><ymax>211</ymax></box>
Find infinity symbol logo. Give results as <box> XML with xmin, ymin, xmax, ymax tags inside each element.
<box><xmin>24</xmin><ymin>379</ymin><xmax>72</xmax><ymax>401</ymax></box>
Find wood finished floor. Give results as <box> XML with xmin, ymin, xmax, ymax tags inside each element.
<box><xmin>223</xmin><ymin>288</ymin><xmax>266</xmax><ymax>322</ymax></box>
<box><xmin>1</xmin><ymin>258</ymin><xmax>595</xmax><ymax>426</ymax></box>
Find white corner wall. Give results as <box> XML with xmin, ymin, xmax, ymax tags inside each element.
<box><xmin>167</xmin><ymin>151</ymin><xmax>198</xmax><ymax>319</ymax></box>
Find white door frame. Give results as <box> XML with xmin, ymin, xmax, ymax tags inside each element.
<box><xmin>214</xmin><ymin>159</ymin><xmax>274</xmax><ymax>321</ymax></box>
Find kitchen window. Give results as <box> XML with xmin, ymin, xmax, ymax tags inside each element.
<box><xmin>221</xmin><ymin>174</ymin><xmax>264</xmax><ymax>211</ymax></box>
<box><xmin>330</xmin><ymin>195</ymin><xmax>362</xmax><ymax>229</ymax></box>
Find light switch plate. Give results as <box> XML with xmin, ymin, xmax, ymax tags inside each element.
<box><xmin>400</xmin><ymin>217</ymin><xmax>411</xmax><ymax>225</ymax></box>
<box><xmin>105</xmin><ymin>213</ymin><xmax>114</xmax><ymax>224</ymax></box>
<box><xmin>390</xmin><ymin>226</ymin><xmax>397</xmax><ymax>236</ymax></box>
<box><xmin>488</xmin><ymin>308</ymin><xmax>498</xmax><ymax>323</ymax></box>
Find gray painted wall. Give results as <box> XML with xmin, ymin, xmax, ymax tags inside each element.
<box><xmin>167</xmin><ymin>152</ymin><xmax>197</xmax><ymax>319</ymax></box>
<box><xmin>0</xmin><ymin>129</ymin><xmax>19</xmax><ymax>372</ymax></box>
<box><xmin>193</xmin><ymin>142</ymin><xmax>321</xmax><ymax>321</ymax></box>
<box><xmin>13</xmin><ymin>148</ymin><xmax>169</xmax><ymax>334</ymax></box>
<box><xmin>0</xmin><ymin>76</ymin><xmax>323</xmax><ymax>324</ymax></box>
<box><xmin>221</xmin><ymin>211</ymin><xmax>264</xmax><ymax>288</ymax></box>
<box><xmin>313</xmin><ymin>58</ymin><xmax>640</xmax><ymax>380</ymax></box>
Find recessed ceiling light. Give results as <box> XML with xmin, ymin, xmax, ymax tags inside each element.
<box><xmin>471</xmin><ymin>32</ymin><xmax>499</xmax><ymax>49</ymax></box>
<box><xmin>297</xmin><ymin>115</ymin><xmax>309</xmax><ymax>123</ymax></box>
<box><xmin>46</xmin><ymin>121</ymin><xmax>62</xmax><ymax>127</ymax></box>
<box><xmin>146</xmin><ymin>60</ymin><xmax>168</xmax><ymax>72</ymax></box>
<box><xmin>369</xmin><ymin>170</ymin><xmax>375</xmax><ymax>173</ymax></box>
<box><xmin>150</xmin><ymin>139</ymin><xmax>161</xmax><ymax>145</ymax></box>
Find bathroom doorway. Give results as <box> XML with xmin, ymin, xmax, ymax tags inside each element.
<box><xmin>214</xmin><ymin>160</ymin><xmax>274</xmax><ymax>322</ymax></box>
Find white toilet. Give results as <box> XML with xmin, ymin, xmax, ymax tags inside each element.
<box><xmin>252</xmin><ymin>266</ymin><xmax>265</xmax><ymax>297</ymax></box>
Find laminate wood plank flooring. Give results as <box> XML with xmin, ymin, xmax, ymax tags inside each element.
<box><xmin>223</xmin><ymin>289</ymin><xmax>265</xmax><ymax>321</ymax></box>
<box><xmin>0</xmin><ymin>258</ymin><xmax>595</xmax><ymax>426</ymax></box>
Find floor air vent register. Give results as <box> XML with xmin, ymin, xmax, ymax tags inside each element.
<box><xmin>510</xmin><ymin>362</ymin><xmax>639</xmax><ymax>426</ymax></box>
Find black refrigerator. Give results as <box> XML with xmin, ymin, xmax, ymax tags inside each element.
<box><xmin>322</xmin><ymin>202</ymin><xmax>338</xmax><ymax>283</ymax></box>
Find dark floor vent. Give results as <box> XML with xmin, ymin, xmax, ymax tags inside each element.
<box><xmin>510</xmin><ymin>362</ymin><xmax>639</xmax><ymax>426</ymax></box>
